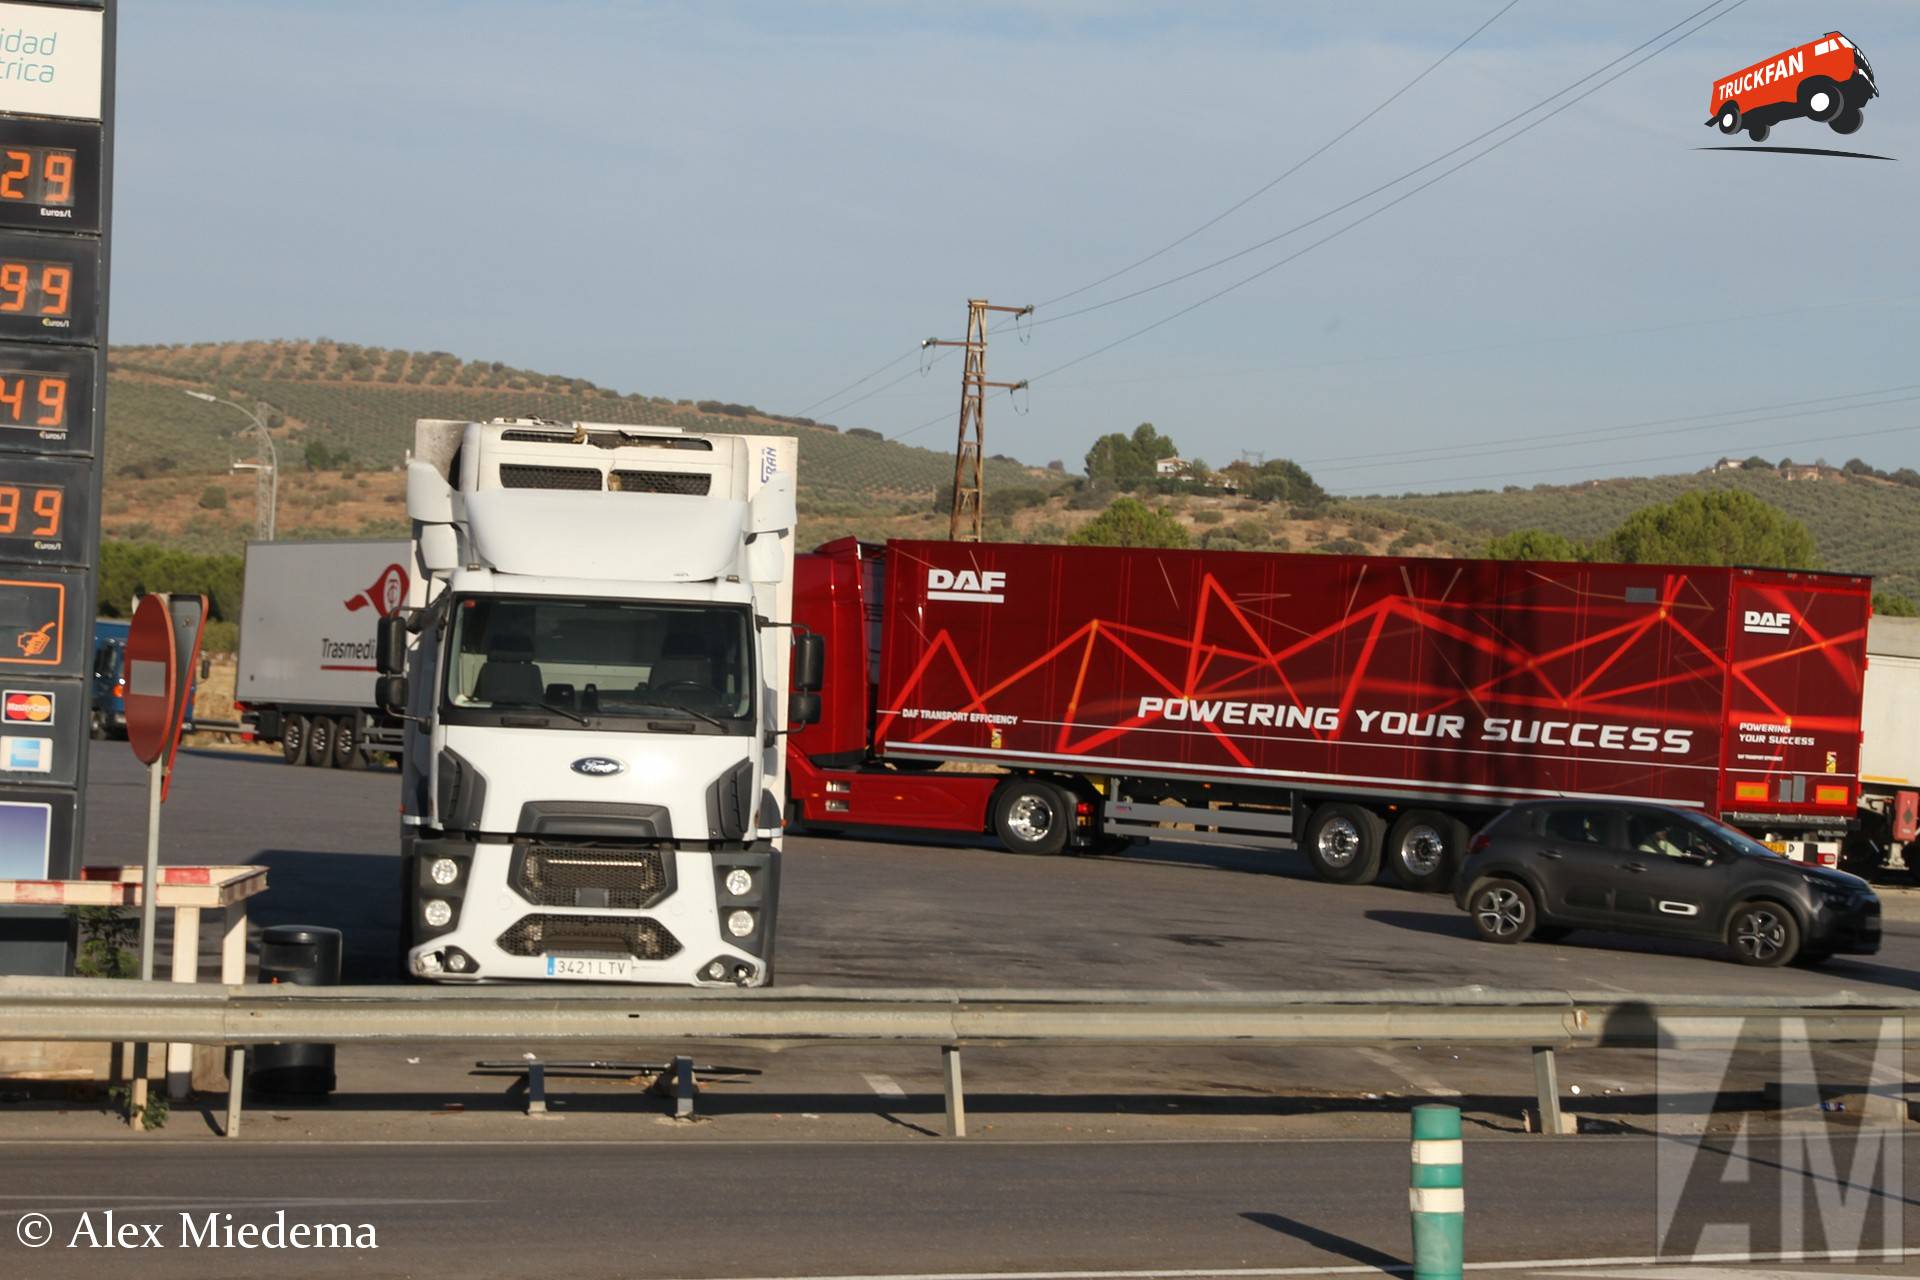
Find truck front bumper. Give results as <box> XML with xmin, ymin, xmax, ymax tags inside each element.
<box><xmin>404</xmin><ymin>837</ymin><xmax>777</xmax><ymax>987</ymax></box>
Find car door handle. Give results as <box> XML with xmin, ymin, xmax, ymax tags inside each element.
<box><xmin>1539</xmin><ymin>850</ymin><xmax>1563</xmax><ymax>860</ymax></box>
<box><xmin>1622</xmin><ymin>862</ymin><xmax>1647</xmax><ymax>873</ymax></box>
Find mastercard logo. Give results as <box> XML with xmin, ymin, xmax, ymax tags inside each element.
<box><xmin>3</xmin><ymin>690</ymin><xmax>53</xmax><ymax>724</ymax></box>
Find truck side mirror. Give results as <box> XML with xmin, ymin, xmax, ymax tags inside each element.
<box><xmin>793</xmin><ymin>632</ymin><xmax>824</xmax><ymax>693</ymax></box>
<box><xmin>376</xmin><ymin>616</ymin><xmax>407</xmax><ymax>676</ymax></box>
<box><xmin>376</xmin><ymin>674</ymin><xmax>409</xmax><ymax>715</ymax></box>
<box><xmin>788</xmin><ymin>691</ymin><xmax>821</xmax><ymax>727</ymax></box>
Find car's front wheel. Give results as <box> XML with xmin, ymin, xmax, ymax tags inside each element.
<box><xmin>1727</xmin><ymin>900</ymin><xmax>1800</xmax><ymax>966</ymax></box>
<box><xmin>1468</xmin><ymin>877</ymin><xmax>1537</xmax><ymax>944</ymax></box>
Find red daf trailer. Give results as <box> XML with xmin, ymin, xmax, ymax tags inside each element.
<box><xmin>789</xmin><ymin>539</ymin><xmax>1872</xmax><ymax>889</ymax></box>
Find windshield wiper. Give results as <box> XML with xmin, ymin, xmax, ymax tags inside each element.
<box><xmin>493</xmin><ymin>698</ymin><xmax>590</xmax><ymax>726</ymax></box>
<box><xmin>622</xmin><ymin>700</ymin><xmax>730</xmax><ymax>731</ymax></box>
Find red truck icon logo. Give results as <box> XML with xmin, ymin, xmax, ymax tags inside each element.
<box><xmin>1708</xmin><ymin>32</ymin><xmax>1878</xmax><ymax>142</ymax></box>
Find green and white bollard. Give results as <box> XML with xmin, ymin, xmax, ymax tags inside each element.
<box><xmin>1410</xmin><ymin>1103</ymin><xmax>1464</xmax><ymax>1280</ymax></box>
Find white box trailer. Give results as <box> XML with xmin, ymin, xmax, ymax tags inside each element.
<box><xmin>234</xmin><ymin>539</ymin><xmax>413</xmax><ymax>767</ymax></box>
<box><xmin>1860</xmin><ymin>615</ymin><xmax>1920</xmax><ymax>870</ymax></box>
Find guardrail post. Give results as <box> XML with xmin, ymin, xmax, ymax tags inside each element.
<box><xmin>1531</xmin><ymin>1046</ymin><xmax>1565</xmax><ymax>1135</ymax></box>
<box><xmin>943</xmin><ymin>1045</ymin><xmax>966</xmax><ymax>1138</ymax></box>
<box><xmin>225</xmin><ymin>1048</ymin><xmax>244</xmax><ymax>1139</ymax></box>
<box><xmin>526</xmin><ymin>1060</ymin><xmax>548</xmax><ymax>1116</ymax></box>
<box><xmin>1410</xmin><ymin>1103</ymin><xmax>1463</xmax><ymax>1280</ymax></box>
<box><xmin>166</xmin><ymin>905</ymin><xmax>201</xmax><ymax>1099</ymax></box>
<box><xmin>673</xmin><ymin>1055</ymin><xmax>696</xmax><ymax>1120</ymax></box>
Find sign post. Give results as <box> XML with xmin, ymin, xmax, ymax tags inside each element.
<box><xmin>121</xmin><ymin>592</ymin><xmax>175</xmax><ymax>1126</ymax></box>
<box><xmin>0</xmin><ymin>0</ymin><xmax>114</xmax><ymax>977</ymax></box>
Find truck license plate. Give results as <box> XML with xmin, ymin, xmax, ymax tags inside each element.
<box><xmin>546</xmin><ymin>955</ymin><xmax>636</xmax><ymax>980</ymax></box>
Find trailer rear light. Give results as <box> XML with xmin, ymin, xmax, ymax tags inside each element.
<box><xmin>1076</xmin><ymin>801</ymin><xmax>1093</xmax><ymax>815</ymax></box>
<box><xmin>1815</xmin><ymin>784</ymin><xmax>1850</xmax><ymax>806</ymax></box>
<box><xmin>1734</xmin><ymin>781</ymin><xmax>1768</xmax><ymax>802</ymax></box>
<box><xmin>233</xmin><ymin>700</ymin><xmax>249</xmax><ymax>713</ymax></box>
<box><xmin>1818</xmin><ymin>849</ymin><xmax>1839</xmax><ymax>868</ymax></box>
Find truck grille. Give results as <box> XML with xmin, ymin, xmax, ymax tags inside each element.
<box><xmin>610</xmin><ymin>469</ymin><xmax>710</xmax><ymax>496</ymax></box>
<box><xmin>496</xmin><ymin>914</ymin><xmax>681</xmax><ymax>960</ymax></box>
<box><xmin>512</xmin><ymin>845</ymin><xmax>670</xmax><ymax>909</ymax></box>
<box><xmin>498</xmin><ymin>463</ymin><xmax>603</xmax><ymax>491</ymax></box>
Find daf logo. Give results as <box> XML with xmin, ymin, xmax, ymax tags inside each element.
<box><xmin>1743</xmin><ymin>609</ymin><xmax>1793</xmax><ymax>636</ymax></box>
<box><xmin>571</xmin><ymin>757</ymin><xmax>625</xmax><ymax>777</ymax></box>
<box><xmin>927</xmin><ymin>567</ymin><xmax>1006</xmax><ymax>603</ymax></box>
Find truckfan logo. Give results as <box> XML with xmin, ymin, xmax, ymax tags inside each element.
<box><xmin>343</xmin><ymin>564</ymin><xmax>409</xmax><ymax>617</ymax></box>
<box><xmin>1706</xmin><ymin>31</ymin><xmax>1879</xmax><ymax>144</ymax></box>
<box><xmin>570</xmin><ymin>756</ymin><xmax>624</xmax><ymax>776</ymax></box>
<box><xmin>927</xmin><ymin>568</ymin><xmax>1006</xmax><ymax>604</ymax></box>
<box><xmin>1743</xmin><ymin>609</ymin><xmax>1793</xmax><ymax>636</ymax></box>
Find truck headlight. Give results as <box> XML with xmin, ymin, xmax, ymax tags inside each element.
<box><xmin>423</xmin><ymin>899</ymin><xmax>453</xmax><ymax>928</ymax></box>
<box><xmin>429</xmin><ymin>857</ymin><xmax>460</xmax><ymax>886</ymax></box>
<box><xmin>724</xmin><ymin>869</ymin><xmax>753</xmax><ymax>897</ymax></box>
<box><xmin>726</xmin><ymin>909</ymin><xmax>755</xmax><ymax>938</ymax></box>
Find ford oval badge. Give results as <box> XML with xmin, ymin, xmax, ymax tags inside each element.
<box><xmin>571</xmin><ymin>757</ymin><xmax>624</xmax><ymax>777</ymax></box>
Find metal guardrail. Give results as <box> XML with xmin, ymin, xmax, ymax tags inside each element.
<box><xmin>3</xmin><ymin>979</ymin><xmax>1915</xmax><ymax>1137</ymax></box>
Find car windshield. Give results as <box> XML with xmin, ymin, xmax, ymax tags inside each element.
<box><xmin>444</xmin><ymin>596</ymin><xmax>753</xmax><ymax>730</ymax></box>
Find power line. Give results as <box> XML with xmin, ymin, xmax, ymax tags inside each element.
<box><xmin>1017</xmin><ymin>0</ymin><xmax>1750</xmax><ymax>388</ymax></box>
<box><xmin>1305</xmin><ymin>384</ymin><xmax>1920</xmax><ymax>472</ymax></box>
<box><xmin>1358</xmin><ymin>421</ymin><xmax>1920</xmax><ymax>494</ymax></box>
<box><xmin>793</xmin><ymin>347</ymin><xmax>923</xmax><ymax>418</ymax></box>
<box><xmin>1032</xmin><ymin>0</ymin><xmax>1522</xmax><ymax>312</ymax></box>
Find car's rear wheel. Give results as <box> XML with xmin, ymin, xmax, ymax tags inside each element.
<box><xmin>1468</xmin><ymin>877</ymin><xmax>1537</xmax><ymax>944</ymax></box>
<box><xmin>1302</xmin><ymin>803</ymin><xmax>1384</xmax><ymax>884</ymax></box>
<box><xmin>282</xmin><ymin>714</ymin><xmax>307</xmax><ymax>764</ymax></box>
<box><xmin>1831</xmin><ymin>107</ymin><xmax>1864</xmax><ymax>135</ymax></box>
<box><xmin>1727</xmin><ymin>900</ymin><xmax>1800</xmax><ymax>966</ymax></box>
<box><xmin>305</xmin><ymin>714</ymin><xmax>335</xmax><ymax>767</ymax></box>
<box><xmin>1385</xmin><ymin>810</ymin><xmax>1467</xmax><ymax>892</ymax></box>
<box><xmin>1717</xmin><ymin>102</ymin><xmax>1741</xmax><ymax>134</ymax></box>
<box><xmin>992</xmin><ymin>778</ymin><xmax>1071</xmax><ymax>856</ymax></box>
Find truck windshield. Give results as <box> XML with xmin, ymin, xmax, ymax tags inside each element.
<box><xmin>443</xmin><ymin>596</ymin><xmax>753</xmax><ymax>733</ymax></box>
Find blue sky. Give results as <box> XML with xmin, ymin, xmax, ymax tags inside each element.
<box><xmin>113</xmin><ymin>2</ymin><xmax>1920</xmax><ymax>491</ymax></box>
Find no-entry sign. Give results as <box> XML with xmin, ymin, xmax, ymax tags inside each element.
<box><xmin>123</xmin><ymin>594</ymin><xmax>175</xmax><ymax>767</ymax></box>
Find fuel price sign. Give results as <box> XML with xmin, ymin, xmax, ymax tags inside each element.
<box><xmin>0</xmin><ymin>117</ymin><xmax>98</xmax><ymax>233</ymax></box>
<box><xmin>0</xmin><ymin>346</ymin><xmax>95</xmax><ymax>455</ymax></box>
<box><xmin>0</xmin><ymin>230</ymin><xmax>98</xmax><ymax>344</ymax></box>
<box><xmin>0</xmin><ymin>455</ymin><xmax>87</xmax><ymax>564</ymax></box>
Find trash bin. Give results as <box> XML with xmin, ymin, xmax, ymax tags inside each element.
<box><xmin>246</xmin><ymin>925</ymin><xmax>343</xmax><ymax>1097</ymax></box>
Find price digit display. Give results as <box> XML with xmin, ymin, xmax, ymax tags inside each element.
<box><xmin>0</xmin><ymin>349</ymin><xmax>91</xmax><ymax>452</ymax></box>
<box><xmin>0</xmin><ymin>233</ymin><xmax>97</xmax><ymax>342</ymax></box>
<box><xmin>0</xmin><ymin>483</ymin><xmax>62</xmax><ymax>537</ymax></box>
<box><xmin>0</xmin><ymin>458</ymin><xmax>87</xmax><ymax>564</ymax></box>
<box><xmin>0</xmin><ymin>118</ymin><xmax>99</xmax><ymax>233</ymax></box>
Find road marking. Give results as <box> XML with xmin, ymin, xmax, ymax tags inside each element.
<box><xmin>693</xmin><ymin>1249</ymin><xmax>1909</xmax><ymax>1280</ymax></box>
<box><xmin>863</xmin><ymin>1073</ymin><xmax>908</xmax><ymax>1100</ymax></box>
<box><xmin>1541</xmin><ymin>1269</ymin><xmax>1901</xmax><ymax>1280</ymax></box>
<box><xmin>1357</xmin><ymin>1047</ymin><xmax>1461</xmax><ymax>1097</ymax></box>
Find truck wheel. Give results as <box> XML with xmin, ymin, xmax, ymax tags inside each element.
<box><xmin>1302</xmin><ymin>803</ymin><xmax>1383</xmax><ymax>884</ymax></box>
<box><xmin>1727</xmin><ymin>900</ymin><xmax>1800</xmax><ymax>967</ymax></box>
<box><xmin>1830</xmin><ymin>107</ymin><xmax>1864</xmax><ymax>135</ymax></box>
<box><xmin>305</xmin><ymin>715</ymin><xmax>335</xmax><ymax>767</ymax></box>
<box><xmin>1800</xmin><ymin>76</ymin><xmax>1843</xmax><ymax>122</ymax></box>
<box><xmin>1385</xmin><ymin>810</ymin><xmax>1467</xmax><ymax>892</ymax></box>
<box><xmin>1716</xmin><ymin>102</ymin><xmax>1741</xmax><ymax>134</ymax></box>
<box><xmin>332</xmin><ymin>717</ymin><xmax>365</xmax><ymax>770</ymax></box>
<box><xmin>282</xmin><ymin>714</ymin><xmax>307</xmax><ymax>764</ymax></box>
<box><xmin>1467</xmin><ymin>877</ymin><xmax>1537</xmax><ymax>944</ymax></box>
<box><xmin>992</xmin><ymin>779</ymin><xmax>1071</xmax><ymax>856</ymax></box>
<box><xmin>1746</xmin><ymin>121</ymin><xmax>1770</xmax><ymax>143</ymax></box>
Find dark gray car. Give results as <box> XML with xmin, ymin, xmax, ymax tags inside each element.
<box><xmin>1453</xmin><ymin>800</ymin><xmax>1880</xmax><ymax>967</ymax></box>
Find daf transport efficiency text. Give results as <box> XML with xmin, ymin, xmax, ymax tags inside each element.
<box><xmin>381</xmin><ymin>419</ymin><xmax>821</xmax><ymax>985</ymax></box>
<box><xmin>788</xmin><ymin>539</ymin><xmax>1872</xmax><ymax>888</ymax></box>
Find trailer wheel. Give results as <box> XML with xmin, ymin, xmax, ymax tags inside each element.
<box><xmin>332</xmin><ymin>716</ymin><xmax>365</xmax><ymax>770</ymax></box>
<box><xmin>992</xmin><ymin>779</ymin><xmax>1071</xmax><ymax>856</ymax></box>
<box><xmin>305</xmin><ymin>714</ymin><xmax>335</xmax><ymax>767</ymax></box>
<box><xmin>1726</xmin><ymin>899</ymin><xmax>1800</xmax><ymax>967</ymax></box>
<box><xmin>1830</xmin><ymin>107</ymin><xmax>1864</xmax><ymax>135</ymax></box>
<box><xmin>1385</xmin><ymin>810</ymin><xmax>1467</xmax><ymax>892</ymax></box>
<box><xmin>1716</xmin><ymin>102</ymin><xmax>1741</xmax><ymax>134</ymax></box>
<box><xmin>1800</xmin><ymin>76</ymin><xmax>1843</xmax><ymax>122</ymax></box>
<box><xmin>282</xmin><ymin>714</ymin><xmax>307</xmax><ymax>764</ymax></box>
<box><xmin>1746</xmin><ymin>121</ymin><xmax>1770</xmax><ymax>143</ymax></box>
<box><xmin>1302</xmin><ymin>803</ymin><xmax>1383</xmax><ymax>884</ymax></box>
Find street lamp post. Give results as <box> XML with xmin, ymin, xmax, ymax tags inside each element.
<box><xmin>183</xmin><ymin>390</ymin><xmax>279</xmax><ymax>542</ymax></box>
